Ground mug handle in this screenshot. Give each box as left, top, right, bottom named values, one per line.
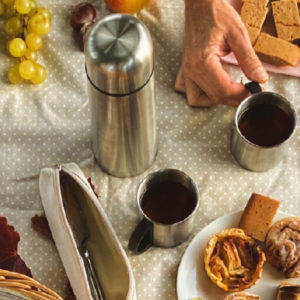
left=128, top=218, right=153, bottom=254
left=245, top=81, right=262, bottom=94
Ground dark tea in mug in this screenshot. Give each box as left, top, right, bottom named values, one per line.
left=129, top=169, right=200, bottom=252
left=238, top=103, right=295, bottom=147
left=231, top=83, right=297, bottom=172
left=140, top=180, right=197, bottom=225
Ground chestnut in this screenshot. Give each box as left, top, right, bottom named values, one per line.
left=79, top=21, right=94, bottom=51
left=71, top=2, right=96, bottom=31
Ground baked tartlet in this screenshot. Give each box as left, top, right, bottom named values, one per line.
left=265, top=217, right=300, bottom=278
left=204, top=228, right=265, bottom=292
left=224, top=292, right=260, bottom=300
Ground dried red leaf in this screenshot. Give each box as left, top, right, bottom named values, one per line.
left=0, top=255, right=32, bottom=277
left=31, top=214, right=53, bottom=241
left=65, top=282, right=76, bottom=300
left=0, top=217, right=19, bottom=263
left=0, top=216, right=32, bottom=277
left=88, top=177, right=99, bottom=198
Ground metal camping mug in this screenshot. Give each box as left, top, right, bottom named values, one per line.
left=128, top=169, right=200, bottom=254
left=231, top=82, right=297, bottom=172
left=85, top=14, right=157, bottom=177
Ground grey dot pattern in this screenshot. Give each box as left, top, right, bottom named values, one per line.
left=0, top=0, right=300, bottom=299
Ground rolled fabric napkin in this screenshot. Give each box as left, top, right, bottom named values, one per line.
left=224, top=292, right=260, bottom=299
left=265, top=217, right=300, bottom=278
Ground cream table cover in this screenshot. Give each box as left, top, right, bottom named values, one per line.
left=0, top=0, right=300, bottom=299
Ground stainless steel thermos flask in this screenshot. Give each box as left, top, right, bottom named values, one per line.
left=85, top=14, right=157, bottom=177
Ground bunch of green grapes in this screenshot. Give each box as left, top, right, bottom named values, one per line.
left=0, top=0, right=52, bottom=84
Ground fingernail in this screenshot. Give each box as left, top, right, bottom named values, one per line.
left=252, top=67, right=269, bottom=83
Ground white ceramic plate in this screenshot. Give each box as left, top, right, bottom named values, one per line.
left=177, top=211, right=300, bottom=300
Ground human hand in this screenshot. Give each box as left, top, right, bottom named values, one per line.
left=177, top=0, right=268, bottom=107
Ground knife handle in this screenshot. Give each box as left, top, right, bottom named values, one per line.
left=82, top=248, right=105, bottom=300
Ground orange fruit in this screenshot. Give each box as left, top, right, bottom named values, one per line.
left=104, top=0, right=149, bottom=14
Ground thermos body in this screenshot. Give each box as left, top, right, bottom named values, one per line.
left=88, top=75, right=157, bottom=177
left=85, top=14, right=157, bottom=177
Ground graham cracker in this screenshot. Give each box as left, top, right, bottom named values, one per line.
left=242, top=0, right=269, bottom=7
left=240, top=1, right=268, bottom=44
left=241, top=2, right=268, bottom=27
left=272, top=0, right=300, bottom=25
left=239, top=192, right=280, bottom=241
left=291, top=25, right=300, bottom=39
left=272, top=0, right=300, bottom=40
left=245, top=23, right=262, bottom=44
left=275, top=23, right=300, bottom=40
left=254, top=32, right=300, bottom=66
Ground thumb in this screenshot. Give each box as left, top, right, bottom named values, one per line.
left=228, top=25, right=268, bottom=83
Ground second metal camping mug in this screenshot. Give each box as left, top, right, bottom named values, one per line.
left=231, top=82, right=297, bottom=172
left=128, top=169, right=200, bottom=254
left=85, top=14, right=157, bottom=177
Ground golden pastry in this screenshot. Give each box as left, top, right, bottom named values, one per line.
left=204, top=228, right=265, bottom=292
left=265, top=217, right=300, bottom=278
left=276, top=282, right=300, bottom=299
left=224, top=292, right=260, bottom=300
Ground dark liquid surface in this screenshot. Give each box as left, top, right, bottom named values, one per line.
left=238, top=103, right=294, bottom=147
left=141, top=181, right=197, bottom=225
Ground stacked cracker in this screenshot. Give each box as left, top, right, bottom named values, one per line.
left=240, top=0, right=300, bottom=66
left=240, top=0, right=269, bottom=44
left=272, top=0, right=300, bottom=41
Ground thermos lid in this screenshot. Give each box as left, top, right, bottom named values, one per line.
left=85, top=14, right=153, bottom=95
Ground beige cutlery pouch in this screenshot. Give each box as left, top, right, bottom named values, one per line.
left=39, top=163, right=136, bottom=300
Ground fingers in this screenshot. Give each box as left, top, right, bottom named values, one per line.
left=179, top=55, right=250, bottom=107
left=174, top=67, right=186, bottom=93
left=192, top=55, right=250, bottom=104
left=228, top=24, right=268, bottom=83
left=185, top=76, right=244, bottom=107
left=175, top=65, right=213, bottom=107
left=184, top=77, right=215, bottom=107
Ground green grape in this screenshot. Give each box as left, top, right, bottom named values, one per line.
left=24, top=48, right=37, bottom=61
left=29, top=6, right=51, bottom=22
left=36, top=7, right=51, bottom=22
left=0, top=2, right=5, bottom=16
left=5, top=16, right=22, bottom=36
left=30, top=63, right=46, bottom=84
left=25, top=32, right=42, bottom=51
left=28, top=13, right=51, bottom=35
left=8, top=64, right=24, bottom=84
left=15, top=0, right=31, bottom=14
left=4, top=5, right=16, bottom=18
left=2, top=0, right=14, bottom=6
left=29, top=0, right=36, bottom=11
left=19, top=59, right=35, bottom=79
left=8, top=38, right=27, bottom=57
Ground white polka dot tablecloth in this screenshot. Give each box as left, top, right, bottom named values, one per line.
left=1, top=0, right=300, bottom=299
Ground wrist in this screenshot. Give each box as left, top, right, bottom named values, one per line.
left=184, top=0, right=211, bottom=11
left=184, top=0, right=198, bottom=6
